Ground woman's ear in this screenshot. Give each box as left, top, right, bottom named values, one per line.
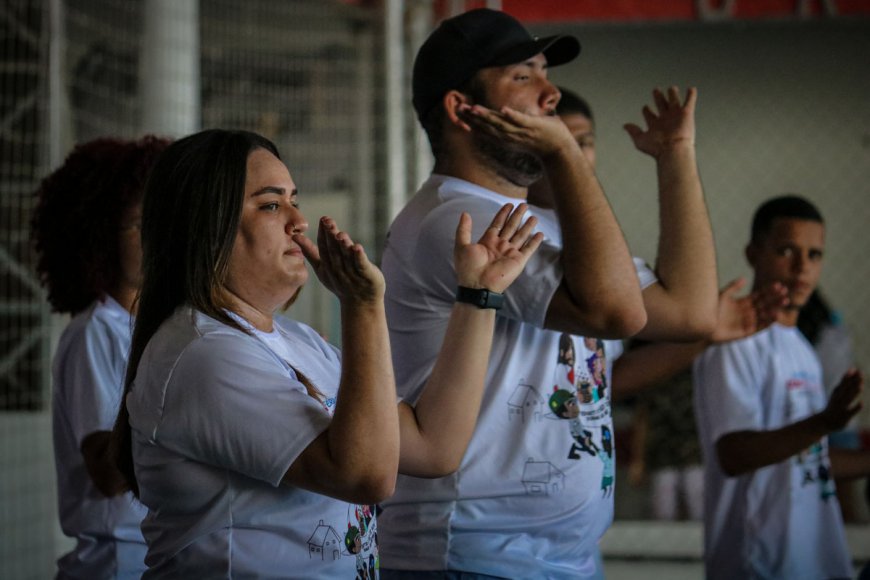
left=444, top=90, right=472, bottom=132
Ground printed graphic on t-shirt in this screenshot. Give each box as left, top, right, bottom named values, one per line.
left=786, top=372, right=836, bottom=500
left=306, top=504, right=379, bottom=579
left=521, top=458, right=567, bottom=495
left=545, top=334, right=614, bottom=494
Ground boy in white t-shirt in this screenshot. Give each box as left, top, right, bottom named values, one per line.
left=693, top=195, right=869, bottom=579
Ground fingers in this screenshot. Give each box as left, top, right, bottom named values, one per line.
left=521, top=231, right=545, bottom=256
left=454, top=212, right=473, bottom=253
left=683, top=86, right=698, bottom=111
left=293, top=232, right=320, bottom=266
left=832, top=369, right=864, bottom=412
left=719, top=277, right=747, bottom=299
left=652, top=86, right=694, bottom=111
left=476, top=203, right=520, bottom=243
left=652, top=89, right=669, bottom=112
left=500, top=203, right=527, bottom=240
left=623, top=123, right=643, bottom=142
left=316, top=217, right=335, bottom=273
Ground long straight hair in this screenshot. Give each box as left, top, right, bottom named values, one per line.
left=112, top=129, right=280, bottom=496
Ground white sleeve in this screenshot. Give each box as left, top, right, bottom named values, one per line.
left=633, top=257, right=657, bottom=290
left=57, top=317, right=128, bottom=446
left=153, top=333, right=333, bottom=486
left=693, top=338, right=768, bottom=444
left=416, top=198, right=563, bottom=328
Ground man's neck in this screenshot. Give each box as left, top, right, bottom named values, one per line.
left=433, top=158, right=528, bottom=200
left=776, top=308, right=800, bottom=327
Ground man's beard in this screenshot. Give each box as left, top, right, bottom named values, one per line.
left=474, top=131, right=544, bottom=188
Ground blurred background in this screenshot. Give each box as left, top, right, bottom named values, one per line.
left=1, top=0, right=868, bottom=577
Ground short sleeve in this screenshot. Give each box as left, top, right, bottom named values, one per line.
left=153, top=333, right=333, bottom=486
left=415, top=198, right=562, bottom=328
left=633, top=257, right=657, bottom=290
left=56, top=316, right=129, bottom=446
left=693, top=339, right=768, bottom=443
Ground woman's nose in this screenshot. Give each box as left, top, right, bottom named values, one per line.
left=287, top=207, right=308, bottom=235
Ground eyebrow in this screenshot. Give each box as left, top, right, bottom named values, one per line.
left=251, top=186, right=297, bottom=197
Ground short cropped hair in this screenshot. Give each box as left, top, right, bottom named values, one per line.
left=556, top=87, right=593, bottom=121
left=750, top=194, right=823, bottom=244
left=31, top=136, right=171, bottom=314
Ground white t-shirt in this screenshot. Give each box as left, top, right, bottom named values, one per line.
left=692, top=323, right=851, bottom=580
left=126, top=307, right=379, bottom=579
left=379, top=175, right=651, bottom=579
left=52, top=296, right=147, bottom=579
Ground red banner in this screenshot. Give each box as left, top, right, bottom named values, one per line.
left=439, top=0, right=870, bottom=22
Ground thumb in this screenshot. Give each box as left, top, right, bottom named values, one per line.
left=294, top=233, right=320, bottom=267
left=719, top=277, right=746, bottom=298
left=623, top=123, right=642, bottom=142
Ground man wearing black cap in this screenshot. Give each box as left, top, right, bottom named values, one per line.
left=378, top=8, right=712, bottom=579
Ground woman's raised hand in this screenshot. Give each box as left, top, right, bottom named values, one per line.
left=294, top=217, right=385, bottom=303
left=454, top=204, right=544, bottom=294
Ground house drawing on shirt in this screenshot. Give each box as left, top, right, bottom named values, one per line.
left=522, top=458, right=566, bottom=495
left=508, top=381, right=543, bottom=423
left=308, top=520, right=342, bottom=561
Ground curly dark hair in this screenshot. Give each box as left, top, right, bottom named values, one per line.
left=31, top=135, right=171, bottom=314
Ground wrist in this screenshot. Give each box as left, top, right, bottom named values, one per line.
left=456, top=286, right=504, bottom=310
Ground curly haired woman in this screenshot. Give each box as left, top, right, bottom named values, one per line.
left=31, top=135, right=170, bottom=580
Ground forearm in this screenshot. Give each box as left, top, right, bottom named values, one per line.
left=716, top=413, right=831, bottom=476
left=611, top=340, right=707, bottom=401
left=830, top=447, right=870, bottom=480
left=398, top=303, right=496, bottom=477
left=81, top=430, right=131, bottom=497
left=328, top=301, right=399, bottom=489
left=644, top=144, right=717, bottom=339
left=547, top=148, right=646, bottom=337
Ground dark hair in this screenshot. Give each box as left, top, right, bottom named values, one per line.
left=797, top=289, right=835, bottom=345
left=30, top=136, right=171, bottom=314
left=421, top=74, right=488, bottom=161
left=750, top=194, right=823, bottom=244
left=557, top=333, right=574, bottom=365
left=556, top=87, right=593, bottom=121
left=113, top=129, right=280, bottom=495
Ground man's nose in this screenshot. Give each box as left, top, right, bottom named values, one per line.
left=542, top=80, right=561, bottom=114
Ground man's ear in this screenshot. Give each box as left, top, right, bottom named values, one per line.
left=745, top=242, right=758, bottom=268
left=444, top=90, right=472, bottom=132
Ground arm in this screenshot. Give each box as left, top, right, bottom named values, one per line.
left=625, top=87, right=718, bottom=341
left=81, top=430, right=130, bottom=496
left=612, top=278, right=787, bottom=401
left=284, top=218, right=400, bottom=504
left=398, top=204, right=543, bottom=477
left=465, top=105, right=646, bottom=338
left=717, top=369, right=864, bottom=477
left=830, top=448, right=870, bottom=481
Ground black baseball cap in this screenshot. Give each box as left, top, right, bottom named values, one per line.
left=412, top=8, right=581, bottom=122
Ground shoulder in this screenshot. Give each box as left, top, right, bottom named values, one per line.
left=274, top=314, right=341, bottom=362
left=57, top=299, right=131, bottom=358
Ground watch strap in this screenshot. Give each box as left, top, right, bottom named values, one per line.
left=455, top=286, right=504, bottom=310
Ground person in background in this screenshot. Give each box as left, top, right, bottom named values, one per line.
left=111, top=128, right=542, bottom=578
left=693, top=195, right=870, bottom=580
left=31, top=135, right=171, bottom=579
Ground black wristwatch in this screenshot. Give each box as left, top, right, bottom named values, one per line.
left=456, top=286, right=504, bottom=310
